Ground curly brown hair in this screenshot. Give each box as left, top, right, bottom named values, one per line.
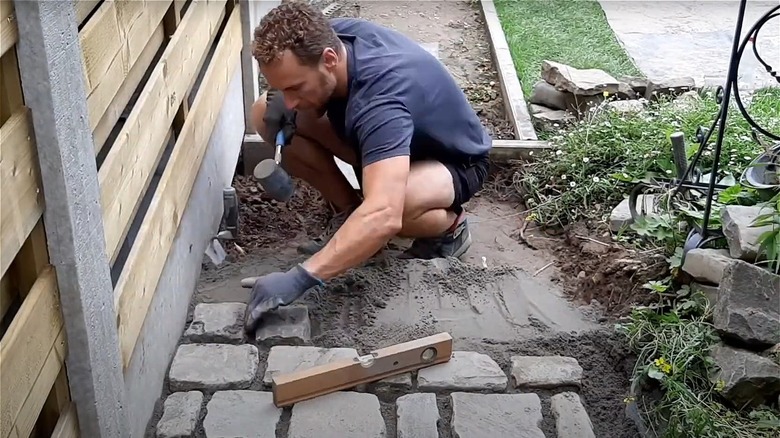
left=252, top=1, right=342, bottom=67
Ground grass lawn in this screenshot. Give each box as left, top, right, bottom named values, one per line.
left=494, top=0, right=641, bottom=97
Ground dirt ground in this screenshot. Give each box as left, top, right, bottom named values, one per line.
left=193, top=1, right=646, bottom=436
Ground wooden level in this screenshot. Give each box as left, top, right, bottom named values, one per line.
left=272, top=332, right=453, bottom=407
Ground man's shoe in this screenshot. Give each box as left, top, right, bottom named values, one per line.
left=297, top=206, right=356, bottom=255
left=399, top=216, right=473, bottom=260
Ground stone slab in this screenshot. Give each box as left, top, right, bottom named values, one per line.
left=450, top=392, right=544, bottom=438
left=156, top=391, right=203, bottom=438
left=184, top=302, right=246, bottom=343
left=202, top=391, right=281, bottom=438
left=550, top=392, right=596, bottom=438
left=417, top=351, right=507, bottom=391
left=714, top=260, right=780, bottom=349
left=682, top=248, right=733, bottom=285
left=168, top=344, right=258, bottom=391
left=510, top=356, right=583, bottom=388
left=289, top=392, right=386, bottom=438
left=263, top=346, right=359, bottom=385
left=255, top=305, right=311, bottom=346
left=609, top=195, right=657, bottom=232
left=396, top=393, right=440, bottom=438
left=722, top=205, right=774, bottom=261
left=710, top=344, right=780, bottom=408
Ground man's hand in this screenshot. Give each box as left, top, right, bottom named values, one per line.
left=263, top=89, right=296, bottom=144
left=242, top=264, right=322, bottom=334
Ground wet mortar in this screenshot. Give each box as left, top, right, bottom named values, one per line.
left=147, top=1, right=640, bottom=437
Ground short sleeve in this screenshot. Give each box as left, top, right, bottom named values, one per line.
left=351, top=74, right=414, bottom=167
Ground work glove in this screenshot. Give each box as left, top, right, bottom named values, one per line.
left=263, top=88, right=296, bottom=145
left=242, top=264, right=322, bottom=334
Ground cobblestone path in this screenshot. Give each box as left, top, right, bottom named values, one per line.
left=151, top=302, right=599, bottom=438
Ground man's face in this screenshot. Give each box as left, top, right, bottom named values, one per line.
left=261, top=49, right=338, bottom=116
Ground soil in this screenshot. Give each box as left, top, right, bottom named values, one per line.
left=189, top=1, right=644, bottom=437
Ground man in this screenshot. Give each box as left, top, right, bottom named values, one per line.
left=243, top=1, right=492, bottom=333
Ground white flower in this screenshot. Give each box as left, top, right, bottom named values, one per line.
left=593, top=176, right=601, bottom=183
left=665, top=169, right=673, bottom=174
left=569, top=181, right=576, bottom=187
left=556, top=150, right=563, bottom=156
left=582, top=157, right=590, bottom=163
left=561, top=174, right=568, bottom=180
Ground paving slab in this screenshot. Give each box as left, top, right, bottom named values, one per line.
left=450, top=392, right=544, bottom=438
left=263, top=345, right=359, bottom=385
left=202, top=391, right=281, bottom=438
left=599, top=1, right=780, bottom=91
left=510, top=355, right=583, bottom=389
left=288, top=391, right=386, bottom=438
left=155, top=391, right=203, bottom=438
left=396, top=393, right=440, bottom=438
left=255, top=305, right=311, bottom=346
left=418, top=351, right=507, bottom=391
left=168, top=344, right=258, bottom=391
left=550, top=392, right=596, bottom=438
left=184, top=302, right=246, bottom=343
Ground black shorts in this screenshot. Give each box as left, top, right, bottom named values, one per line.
left=351, top=153, right=489, bottom=215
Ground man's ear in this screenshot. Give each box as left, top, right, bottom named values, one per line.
left=322, top=47, right=339, bottom=70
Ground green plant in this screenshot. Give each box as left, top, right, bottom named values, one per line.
left=617, top=297, right=780, bottom=437
left=751, top=192, right=780, bottom=274
left=511, top=87, right=780, bottom=229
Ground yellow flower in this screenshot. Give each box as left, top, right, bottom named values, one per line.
left=715, top=379, right=726, bottom=392
left=654, top=357, right=673, bottom=374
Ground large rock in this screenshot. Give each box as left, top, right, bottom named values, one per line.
left=644, top=77, right=696, bottom=100
left=714, top=260, right=780, bottom=349
left=682, top=248, right=733, bottom=285
left=396, top=393, right=440, bottom=438
left=710, top=344, right=780, bottom=408
left=510, top=356, right=583, bottom=388
left=156, top=391, right=203, bottom=438
left=541, top=60, right=625, bottom=96
left=288, top=392, right=386, bottom=438
left=609, top=195, right=657, bottom=232
left=529, top=80, right=568, bottom=110
left=721, top=205, right=774, bottom=261
left=450, top=392, right=544, bottom=438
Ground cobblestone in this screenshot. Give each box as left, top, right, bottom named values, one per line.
left=451, top=392, right=544, bottom=438
left=168, top=344, right=258, bottom=391
left=202, top=391, right=281, bottom=438
left=255, top=305, right=311, bottom=346
left=417, top=351, right=507, bottom=391
left=396, top=393, right=440, bottom=438
left=263, top=345, right=358, bottom=385
left=550, top=392, right=596, bottom=438
left=510, top=355, right=583, bottom=389
left=183, top=302, right=246, bottom=343
left=289, top=391, right=386, bottom=438
left=155, top=391, right=202, bottom=438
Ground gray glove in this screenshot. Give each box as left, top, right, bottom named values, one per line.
left=243, top=264, right=322, bottom=334
left=263, top=88, right=296, bottom=145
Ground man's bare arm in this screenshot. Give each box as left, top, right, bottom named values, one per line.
left=301, top=155, right=410, bottom=280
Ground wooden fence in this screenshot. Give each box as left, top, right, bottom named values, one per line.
left=0, top=0, right=244, bottom=436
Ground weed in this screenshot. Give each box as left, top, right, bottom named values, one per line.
left=617, top=297, right=780, bottom=437
left=751, top=192, right=780, bottom=274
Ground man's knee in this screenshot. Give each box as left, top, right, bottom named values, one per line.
left=250, top=91, right=272, bottom=142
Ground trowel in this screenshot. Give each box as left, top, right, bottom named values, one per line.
left=254, top=130, right=294, bottom=202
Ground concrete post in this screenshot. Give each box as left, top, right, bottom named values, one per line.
left=13, top=1, right=130, bottom=437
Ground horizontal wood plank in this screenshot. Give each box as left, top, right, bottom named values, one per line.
left=81, top=0, right=171, bottom=132
left=74, top=0, right=101, bottom=26
left=92, top=20, right=165, bottom=152
left=0, top=267, right=62, bottom=438
left=12, top=325, right=66, bottom=438
left=51, top=403, right=79, bottom=438
left=98, top=0, right=228, bottom=263
left=0, top=109, right=44, bottom=279
left=0, top=1, right=17, bottom=58
left=115, top=5, right=242, bottom=368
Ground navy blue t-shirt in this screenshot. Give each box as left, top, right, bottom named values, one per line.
left=325, top=18, right=492, bottom=169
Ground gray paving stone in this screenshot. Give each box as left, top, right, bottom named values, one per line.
left=255, top=305, right=311, bottom=346
left=289, top=391, right=386, bottom=438
left=202, top=391, right=281, bottom=438
left=451, top=392, right=544, bottom=438
left=396, top=393, right=439, bottom=438
left=184, top=302, right=246, bottom=343
left=169, top=344, right=258, bottom=391
left=510, top=355, right=583, bottom=389
left=417, top=351, right=507, bottom=391
left=550, top=392, right=596, bottom=438
left=263, top=345, right=358, bottom=385
left=377, top=372, right=413, bottom=389
left=156, top=391, right=203, bottom=438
